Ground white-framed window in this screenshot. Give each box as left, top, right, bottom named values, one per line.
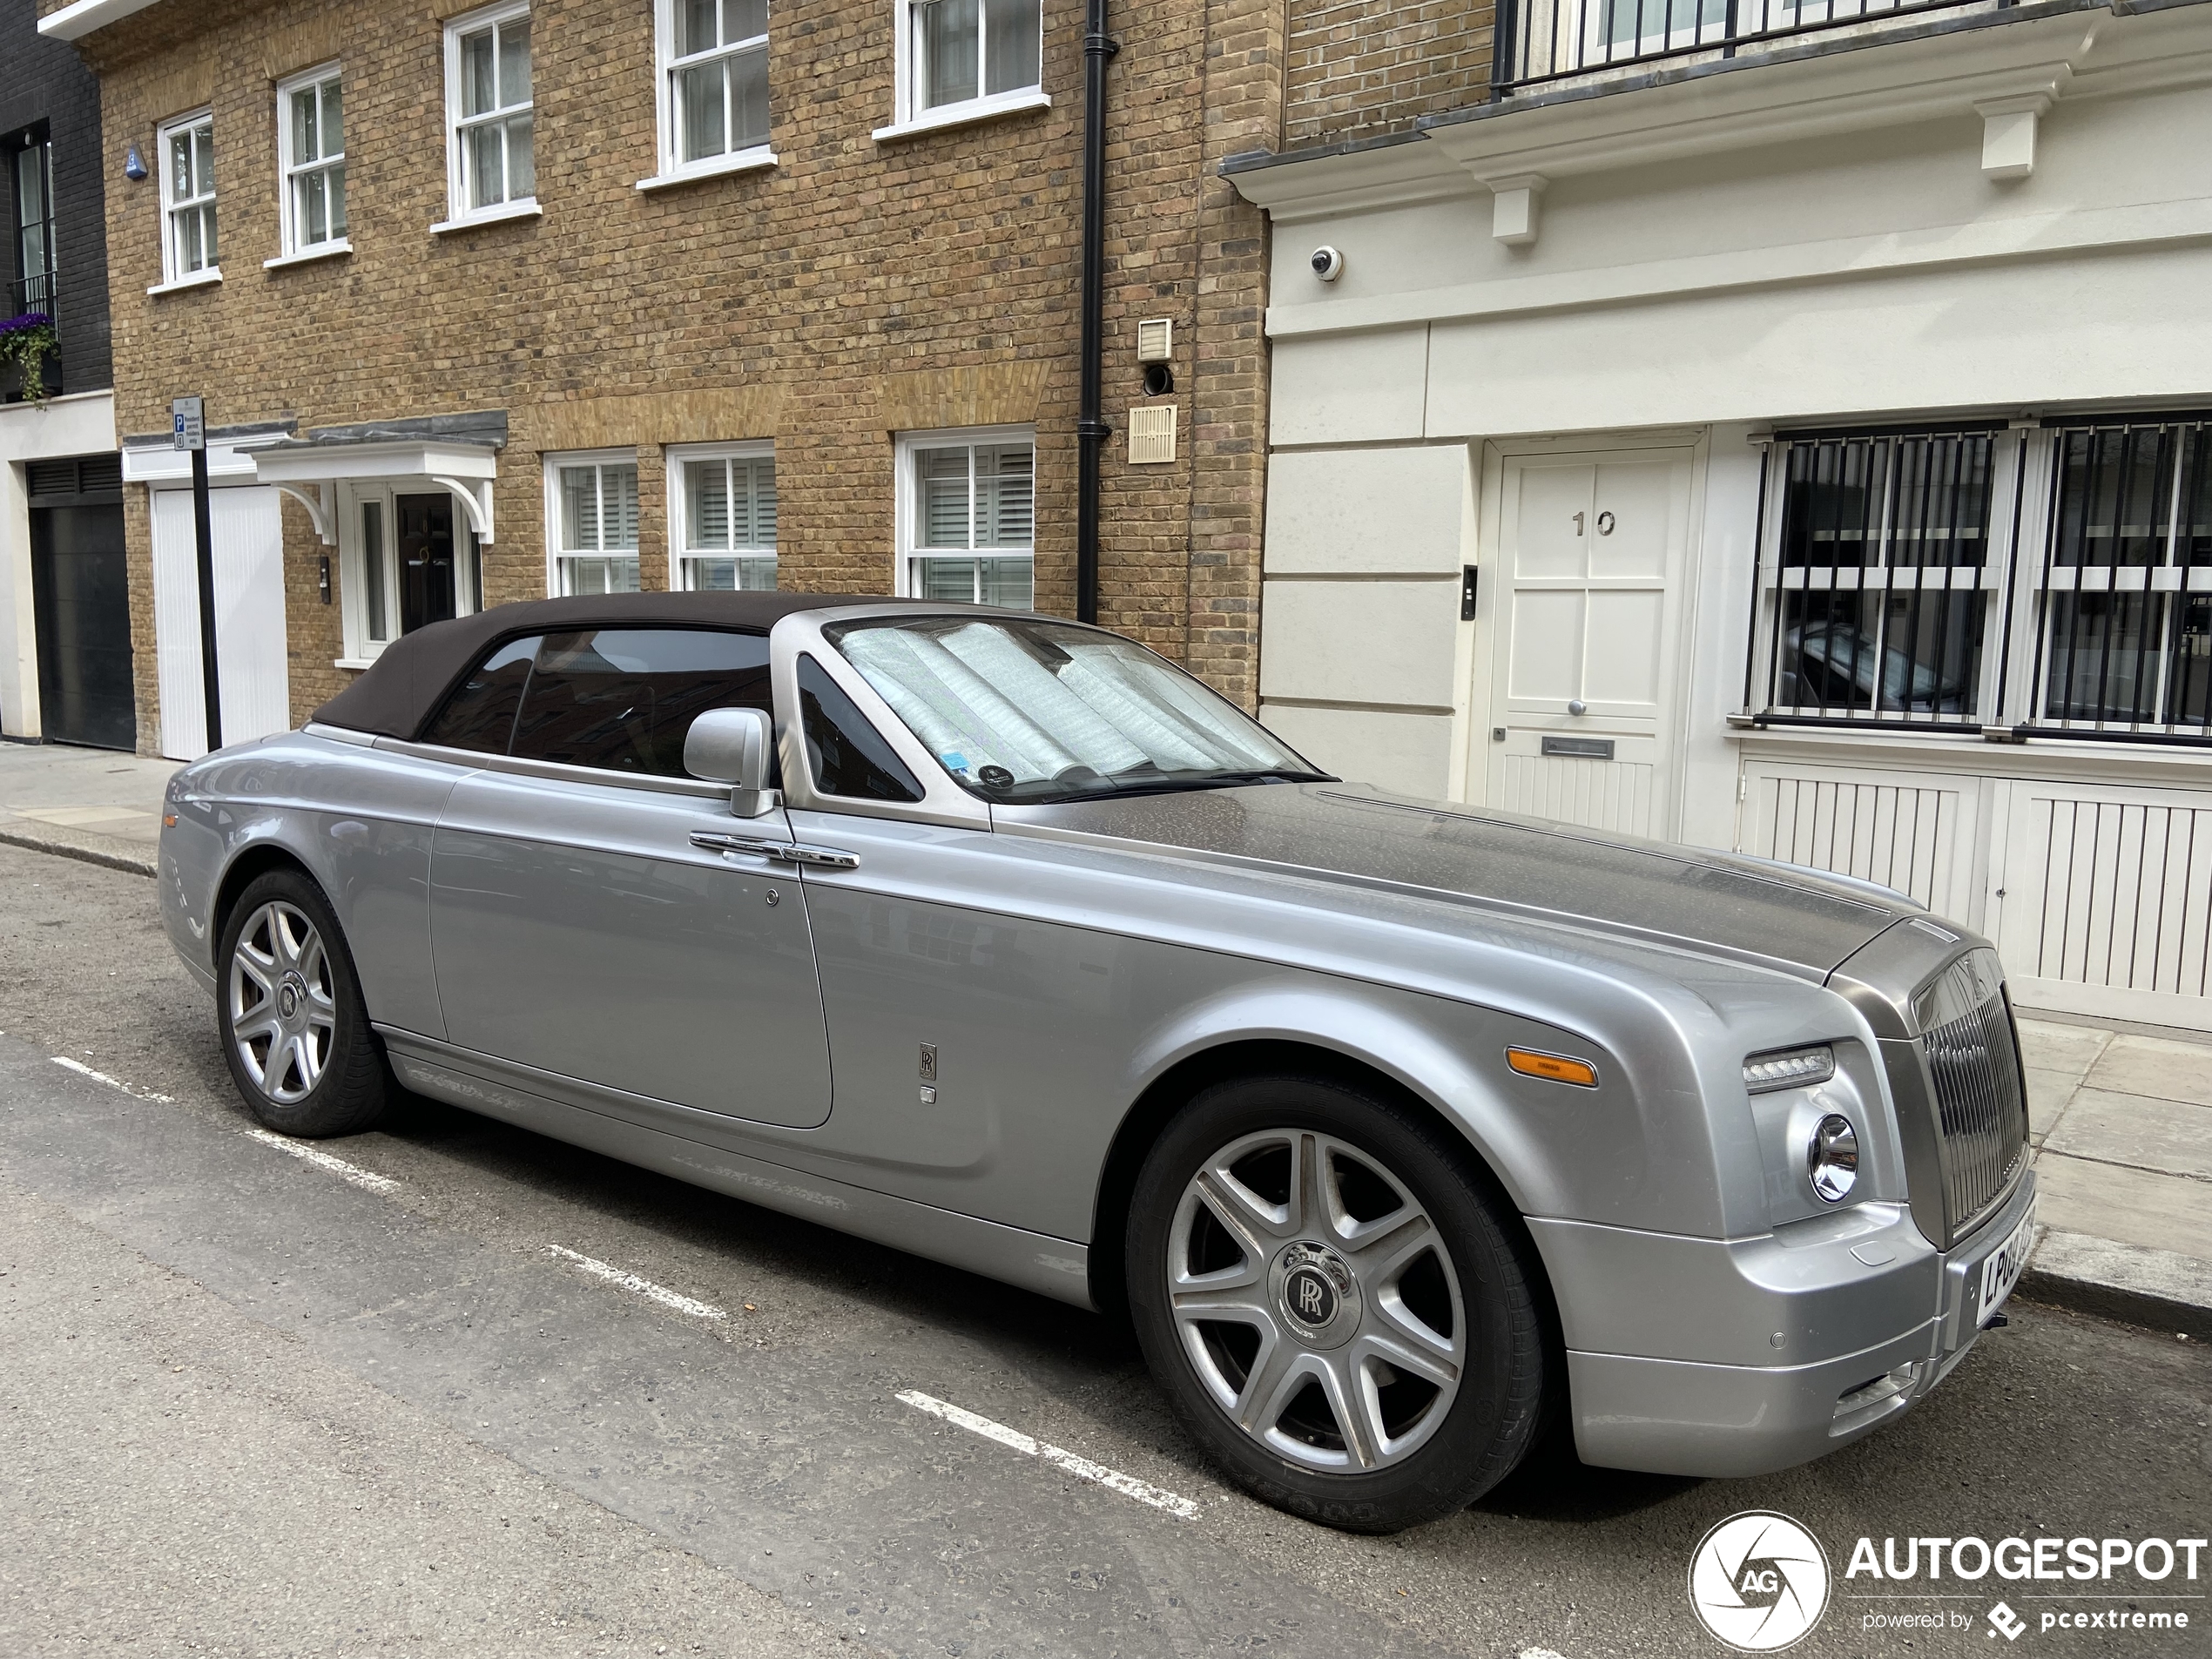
left=671, top=442, right=777, bottom=590
left=443, top=1, right=535, bottom=224
left=654, top=0, right=772, bottom=179
left=275, top=64, right=347, bottom=259
left=883, top=0, right=1045, bottom=137
left=1744, top=409, right=2212, bottom=744
left=338, top=485, right=483, bottom=664
left=157, top=110, right=218, bottom=285
left=547, top=452, right=642, bottom=596
left=896, top=426, right=1035, bottom=608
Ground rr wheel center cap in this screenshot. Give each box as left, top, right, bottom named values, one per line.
left=1272, top=1240, right=1360, bottom=1350
left=277, top=974, right=306, bottom=1025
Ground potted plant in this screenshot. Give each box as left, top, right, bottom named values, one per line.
left=0, top=312, right=60, bottom=404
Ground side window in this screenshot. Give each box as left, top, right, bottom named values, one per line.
left=509, top=628, right=772, bottom=777
left=421, top=635, right=538, bottom=752
left=799, top=654, right=922, bottom=802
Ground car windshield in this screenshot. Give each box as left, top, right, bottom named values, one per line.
left=824, top=616, right=1331, bottom=804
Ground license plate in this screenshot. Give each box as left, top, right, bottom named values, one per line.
left=1978, top=1198, right=2036, bottom=1325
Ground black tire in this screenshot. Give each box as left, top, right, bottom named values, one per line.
left=215, top=868, right=393, bottom=1138
left=1126, top=1073, right=1545, bottom=1533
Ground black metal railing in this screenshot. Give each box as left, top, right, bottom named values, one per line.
left=8, top=268, right=57, bottom=319
left=1493, top=0, right=1998, bottom=96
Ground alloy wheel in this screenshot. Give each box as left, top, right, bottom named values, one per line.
left=1168, top=1129, right=1467, bottom=1474
left=227, top=900, right=338, bottom=1106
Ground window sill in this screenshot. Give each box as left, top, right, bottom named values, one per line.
left=264, top=241, right=353, bottom=271
left=334, top=657, right=381, bottom=672
left=637, top=148, right=778, bottom=192
left=429, top=199, right=543, bottom=236
left=146, top=267, right=222, bottom=297
left=872, top=89, right=1051, bottom=145
left=1725, top=720, right=2212, bottom=776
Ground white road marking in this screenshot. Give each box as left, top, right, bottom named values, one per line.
left=241, top=1126, right=401, bottom=1194
left=51, top=1055, right=173, bottom=1103
left=546, top=1244, right=728, bottom=1320
left=896, top=1389, right=1200, bottom=1521
left=1520, top=1649, right=1573, bottom=1659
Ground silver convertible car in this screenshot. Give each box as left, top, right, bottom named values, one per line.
left=158, top=593, right=2036, bottom=1532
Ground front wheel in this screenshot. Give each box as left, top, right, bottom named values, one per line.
left=1126, top=1075, right=1545, bottom=1533
left=216, top=869, right=393, bottom=1138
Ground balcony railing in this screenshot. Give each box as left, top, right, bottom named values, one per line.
left=1493, top=0, right=2003, bottom=97
left=9, top=268, right=58, bottom=318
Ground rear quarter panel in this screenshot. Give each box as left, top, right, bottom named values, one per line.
left=164, top=734, right=462, bottom=1039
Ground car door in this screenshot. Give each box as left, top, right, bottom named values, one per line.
left=427, top=627, right=833, bottom=1130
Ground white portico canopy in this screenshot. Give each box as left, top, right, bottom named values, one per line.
left=250, top=412, right=507, bottom=547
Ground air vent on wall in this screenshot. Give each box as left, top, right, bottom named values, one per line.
left=1127, top=405, right=1177, bottom=465
left=24, top=460, right=78, bottom=498
left=24, top=454, right=125, bottom=504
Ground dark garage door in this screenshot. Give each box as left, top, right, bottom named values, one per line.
left=27, top=455, right=134, bottom=752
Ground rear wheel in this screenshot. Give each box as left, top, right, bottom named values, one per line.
left=217, top=869, right=392, bottom=1137
left=1127, top=1074, right=1544, bottom=1532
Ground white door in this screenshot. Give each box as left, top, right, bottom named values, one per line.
left=152, top=485, right=291, bottom=760
left=1481, top=449, right=1693, bottom=837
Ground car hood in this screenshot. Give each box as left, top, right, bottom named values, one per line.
left=997, top=785, right=1917, bottom=980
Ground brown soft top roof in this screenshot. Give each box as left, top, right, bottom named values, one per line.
left=311, top=590, right=880, bottom=741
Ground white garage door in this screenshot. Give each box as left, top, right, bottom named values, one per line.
left=152, top=485, right=290, bottom=761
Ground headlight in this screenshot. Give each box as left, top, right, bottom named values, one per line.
left=1807, top=1113, right=1859, bottom=1203
left=1743, top=1043, right=1835, bottom=1093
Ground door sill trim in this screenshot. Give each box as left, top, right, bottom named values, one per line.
left=374, top=1027, right=1093, bottom=1308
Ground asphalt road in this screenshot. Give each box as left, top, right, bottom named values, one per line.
left=1, top=839, right=2206, bottom=1659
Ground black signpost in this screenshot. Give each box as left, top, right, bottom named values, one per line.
left=172, top=396, right=222, bottom=751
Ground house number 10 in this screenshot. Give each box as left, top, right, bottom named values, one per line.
left=1572, top=511, right=1620, bottom=536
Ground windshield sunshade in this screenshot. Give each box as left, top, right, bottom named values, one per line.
left=824, top=616, right=1329, bottom=803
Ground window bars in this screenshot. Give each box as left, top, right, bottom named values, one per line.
left=1747, top=414, right=2212, bottom=745
left=1492, top=0, right=1993, bottom=97
left=2026, top=416, right=2212, bottom=741
left=1756, top=428, right=2001, bottom=729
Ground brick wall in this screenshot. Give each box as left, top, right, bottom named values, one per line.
left=4, top=0, right=113, bottom=394
left=71, top=0, right=1285, bottom=756
left=1285, top=0, right=1492, bottom=151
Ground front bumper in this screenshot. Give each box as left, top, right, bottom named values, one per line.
left=1539, top=1170, right=2037, bottom=1479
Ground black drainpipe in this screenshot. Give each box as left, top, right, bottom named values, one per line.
left=1076, top=0, right=1118, bottom=624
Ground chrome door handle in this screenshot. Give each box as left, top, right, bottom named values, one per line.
left=689, top=831, right=860, bottom=870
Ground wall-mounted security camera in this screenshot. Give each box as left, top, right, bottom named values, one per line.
left=1310, top=246, right=1344, bottom=282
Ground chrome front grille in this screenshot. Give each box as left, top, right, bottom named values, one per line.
left=1916, top=950, right=2030, bottom=1238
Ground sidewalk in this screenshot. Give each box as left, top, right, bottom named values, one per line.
left=2015, top=1016, right=2212, bottom=1336
left=0, top=737, right=2203, bottom=1332
left=0, top=738, right=174, bottom=875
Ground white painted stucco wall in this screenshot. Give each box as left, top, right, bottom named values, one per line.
left=1239, top=2, right=2212, bottom=822
left=0, top=390, right=118, bottom=739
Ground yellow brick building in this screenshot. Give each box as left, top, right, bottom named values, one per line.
left=41, top=0, right=1372, bottom=759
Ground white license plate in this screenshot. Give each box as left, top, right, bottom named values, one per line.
left=1978, top=1198, right=2036, bottom=1325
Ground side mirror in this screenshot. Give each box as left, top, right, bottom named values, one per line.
left=685, top=706, right=779, bottom=819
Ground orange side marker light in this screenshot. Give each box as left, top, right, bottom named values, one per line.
left=1505, top=1048, right=1599, bottom=1089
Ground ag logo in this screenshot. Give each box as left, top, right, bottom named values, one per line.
left=1687, top=1511, right=1831, bottom=1651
